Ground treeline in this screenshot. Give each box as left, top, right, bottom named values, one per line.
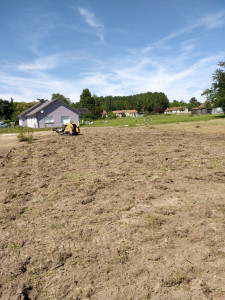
left=97, top=91, right=169, bottom=113
left=0, top=90, right=202, bottom=123
left=0, top=99, right=38, bottom=123
left=73, top=89, right=170, bottom=119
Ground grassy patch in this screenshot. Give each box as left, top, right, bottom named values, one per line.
left=0, top=126, right=54, bottom=135
left=81, top=114, right=224, bottom=128
left=145, top=214, right=165, bottom=230
left=17, top=128, right=35, bottom=143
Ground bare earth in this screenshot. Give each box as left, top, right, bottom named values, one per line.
left=0, top=135, right=18, bottom=164
left=0, top=123, right=225, bottom=300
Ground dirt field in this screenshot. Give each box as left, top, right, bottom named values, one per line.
left=0, top=123, right=225, bottom=300
left=0, top=134, right=18, bottom=165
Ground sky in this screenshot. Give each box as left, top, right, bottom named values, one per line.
left=0, top=0, right=225, bottom=103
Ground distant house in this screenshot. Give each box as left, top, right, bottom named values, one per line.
left=112, top=110, right=138, bottom=117
left=191, top=103, right=212, bottom=115
left=164, top=106, right=188, bottom=114
left=18, top=98, right=80, bottom=128
left=101, top=110, right=108, bottom=117
left=212, top=107, right=224, bottom=114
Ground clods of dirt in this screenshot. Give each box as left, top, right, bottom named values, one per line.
left=0, top=126, right=225, bottom=299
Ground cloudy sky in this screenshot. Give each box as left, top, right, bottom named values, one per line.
left=0, top=0, right=225, bottom=103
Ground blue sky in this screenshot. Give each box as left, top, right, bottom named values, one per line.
left=0, top=0, right=225, bottom=103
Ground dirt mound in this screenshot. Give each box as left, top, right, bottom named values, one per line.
left=0, top=127, right=225, bottom=299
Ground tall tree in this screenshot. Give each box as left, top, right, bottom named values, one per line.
left=188, top=97, right=201, bottom=109
left=79, top=89, right=95, bottom=113
left=51, top=93, right=71, bottom=105
left=92, top=94, right=102, bottom=119
left=201, top=60, right=225, bottom=112
left=0, top=98, right=14, bottom=120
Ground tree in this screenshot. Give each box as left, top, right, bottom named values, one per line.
left=51, top=93, right=71, bottom=105
left=188, top=97, right=201, bottom=109
left=92, top=94, right=102, bottom=120
left=202, top=60, right=225, bottom=112
left=11, top=101, right=38, bottom=123
left=0, top=98, right=14, bottom=120
left=37, top=98, right=48, bottom=103
left=108, top=111, right=117, bottom=119
left=79, top=89, right=95, bottom=113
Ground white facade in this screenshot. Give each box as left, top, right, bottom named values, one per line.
left=212, top=107, right=224, bottom=114
left=27, top=117, right=38, bottom=128
left=164, top=107, right=189, bottom=114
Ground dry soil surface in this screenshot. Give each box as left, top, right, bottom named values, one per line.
left=0, top=125, right=225, bottom=300
left=0, top=135, right=18, bottom=165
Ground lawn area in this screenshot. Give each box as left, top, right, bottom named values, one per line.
left=0, top=126, right=53, bottom=135
left=82, top=113, right=224, bottom=127
left=0, top=114, right=224, bottom=134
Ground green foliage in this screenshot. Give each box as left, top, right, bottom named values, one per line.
left=51, top=93, right=71, bottom=105
left=17, top=128, right=34, bottom=143
left=11, top=101, right=38, bottom=123
left=188, top=97, right=201, bottom=109
left=37, top=98, right=48, bottom=103
left=202, top=60, right=225, bottom=112
left=92, top=94, right=102, bottom=119
left=81, top=113, right=221, bottom=127
left=204, top=100, right=212, bottom=108
left=107, top=111, right=117, bottom=119
left=0, top=98, right=14, bottom=120
left=98, top=91, right=169, bottom=114
left=169, top=99, right=187, bottom=108
left=77, top=89, right=102, bottom=120
left=78, top=89, right=95, bottom=113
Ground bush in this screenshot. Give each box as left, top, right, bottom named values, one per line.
left=17, top=128, right=34, bottom=143
left=108, top=111, right=117, bottom=119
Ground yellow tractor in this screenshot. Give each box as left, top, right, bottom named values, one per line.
left=55, top=122, right=80, bottom=135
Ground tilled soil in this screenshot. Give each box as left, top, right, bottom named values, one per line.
left=0, top=126, right=225, bottom=300
left=0, top=135, right=18, bottom=165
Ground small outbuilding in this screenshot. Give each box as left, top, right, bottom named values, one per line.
left=191, top=103, right=212, bottom=115
left=76, top=108, right=92, bottom=118
left=18, top=98, right=80, bottom=128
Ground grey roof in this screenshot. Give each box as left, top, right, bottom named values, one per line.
left=19, top=98, right=79, bottom=117
left=76, top=108, right=92, bottom=114
left=17, top=102, right=43, bottom=117
left=26, top=101, right=52, bottom=117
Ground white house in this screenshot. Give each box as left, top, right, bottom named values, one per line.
left=112, top=110, right=138, bottom=117
left=18, top=99, right=80, bottom=128
left=164, top=106, right=189, bottom=114
left=212, top=107, right=224, bottom=114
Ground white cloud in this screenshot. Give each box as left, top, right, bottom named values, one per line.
left=77, top=7, right=104, bottom=41
left=152, top=10, right=225, bottom=50
left=1, top=9, right=224, bottom=103
left=18, top=55, right=61, bottom=72
left=198, top=11, right=225, bottom=29
left=0, top=49, right=222, bottom=103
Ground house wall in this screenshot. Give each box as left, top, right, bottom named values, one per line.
left=37, top=100, right=79, bottom=128
left=191, top=108, right=212, bottom=115
left=19, top=115, right=28, bottom=127
left=18, top=102, right=44, bottom=127
left=164, top=108, right=188, bottom=114
left=212, top=107, right=224, bottom=114
left=27, top=117, right=38, bottom=128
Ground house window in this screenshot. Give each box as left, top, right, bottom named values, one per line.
left=61, top=116, right=70, bottom=125
left=44, top=116, right=54, bottom=123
